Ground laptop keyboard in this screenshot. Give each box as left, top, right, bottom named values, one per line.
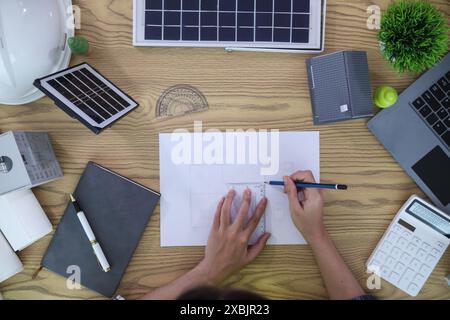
left=411, top=70, right=450, bottom=149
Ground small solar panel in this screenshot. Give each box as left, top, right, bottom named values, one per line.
left=134, top=0, right=325, bottom=51
left=34, top=63, right=139, bottom=134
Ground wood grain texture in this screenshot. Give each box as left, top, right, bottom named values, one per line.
left=1, top=0, right=449, bottom=300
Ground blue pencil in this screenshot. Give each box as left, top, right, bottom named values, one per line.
left=266, top=181, right=348, bottom=190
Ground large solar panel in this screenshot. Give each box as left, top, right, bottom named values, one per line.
left=34, top=63, right=139, bottom=134
left=133, top=0, right=325, bottom=51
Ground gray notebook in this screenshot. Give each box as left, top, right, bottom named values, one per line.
left=306, top=51, right=374, bottom=125
left=42, top=162, right=160, bottom=297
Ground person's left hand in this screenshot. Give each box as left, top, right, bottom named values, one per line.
left=197, top=189, right=271, bottom=284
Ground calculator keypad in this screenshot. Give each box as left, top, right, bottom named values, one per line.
left=367, top=221, right=447, bottom=296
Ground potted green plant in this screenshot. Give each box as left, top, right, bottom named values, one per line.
left=378, top=0, right=448, bottom=73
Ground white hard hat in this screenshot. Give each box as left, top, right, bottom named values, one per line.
left=0, top=0, right=73, bottom=105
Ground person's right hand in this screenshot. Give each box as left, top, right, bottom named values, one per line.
left=283, top=170, right=326, bottom=243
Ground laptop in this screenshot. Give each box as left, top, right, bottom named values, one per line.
left=368, top=52, right=450, bottom=214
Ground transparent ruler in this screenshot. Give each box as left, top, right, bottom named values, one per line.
left=227, top=183, right=266, bottom=245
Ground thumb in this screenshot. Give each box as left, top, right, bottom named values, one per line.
left=246, top=233, right=271, bottom=263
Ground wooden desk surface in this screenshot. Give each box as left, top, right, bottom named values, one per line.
left=1, top=0, right=449, bottom=300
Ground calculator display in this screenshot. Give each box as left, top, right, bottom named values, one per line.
left=406, top=200, right=450, bottom=238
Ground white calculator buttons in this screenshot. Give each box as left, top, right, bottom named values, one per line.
left=416, top=249, right=427, bottom=260
left=368, top=260, right=382, bottom=271
left=399, top=278, right=409, bottom=290
left=368, top=263, right=380, bottom=272
left=397, top=237, right=408, bottom=248
left=401, top=230, right=412, bottom=239
left=421, top=242, right=431, bottom=251
left=425, top=254, right=436, bottom=264
left=388, top=271, right=400, bottom=284
left=430, top=248, right=440, bottom=256
left=402, top=268, right=415, bottom=282
left=419, top=264, right=431, bottom=276
left=380, top=265, right=390, bottom=277
left=393, top=225, right=402, bottom=233
left=394, top=262, right=405, bottom=274
left=399, top=269, right=417, bottom=292
left=375, top=250, right=387, bottom=262
left=385, top=256, right=396, bottom=268
left=387, top=232, right=399, bottom=243
left=435, top=241, right=445, bottom=251
left=413, top=274, right=425, bottom=285
left=399, top=252, right=411, bottom=264
left=412, top=236, right=422, bottom=246
left=406, top=243, right=417, bottom=255
left=407, top=283, right=420, bottom=296
left=410, top=258, right=421, bottom=269
left=382, top=241, right=393, bottom=252
left=391, top=247, right=402, bottom=258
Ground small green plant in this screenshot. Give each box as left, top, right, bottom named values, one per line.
left=378, top=0, right=448, bottom=73
left=67, top=36, right=90, bottom=56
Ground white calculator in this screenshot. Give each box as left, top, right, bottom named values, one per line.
left=367, top=195, right=450, bottom=296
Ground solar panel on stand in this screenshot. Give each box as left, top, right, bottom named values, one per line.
left=34, top=63, right=139, bottom=134
left=134, top=0, right=325, bottom=51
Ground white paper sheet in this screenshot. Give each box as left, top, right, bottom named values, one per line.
left=160, top=131, right=320, bottom=246
left=0, top=189, right=53, bottom=251
left=0, top=231, right=23, bottom=283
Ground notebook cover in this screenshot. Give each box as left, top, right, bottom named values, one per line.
left=344, top=51, right=374, bottom=118
left=306, top=51, right=373, bottom=124
left=306, top=51, right=352, bottom=125
left=41, top=161, right=160, bottom=297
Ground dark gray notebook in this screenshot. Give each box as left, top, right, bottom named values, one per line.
left=306, top=51, right=374, bottom=125
left=42, top=162, right=160, bottom=297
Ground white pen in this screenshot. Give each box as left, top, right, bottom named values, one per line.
left=70, top=194, right=111, bottom=272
